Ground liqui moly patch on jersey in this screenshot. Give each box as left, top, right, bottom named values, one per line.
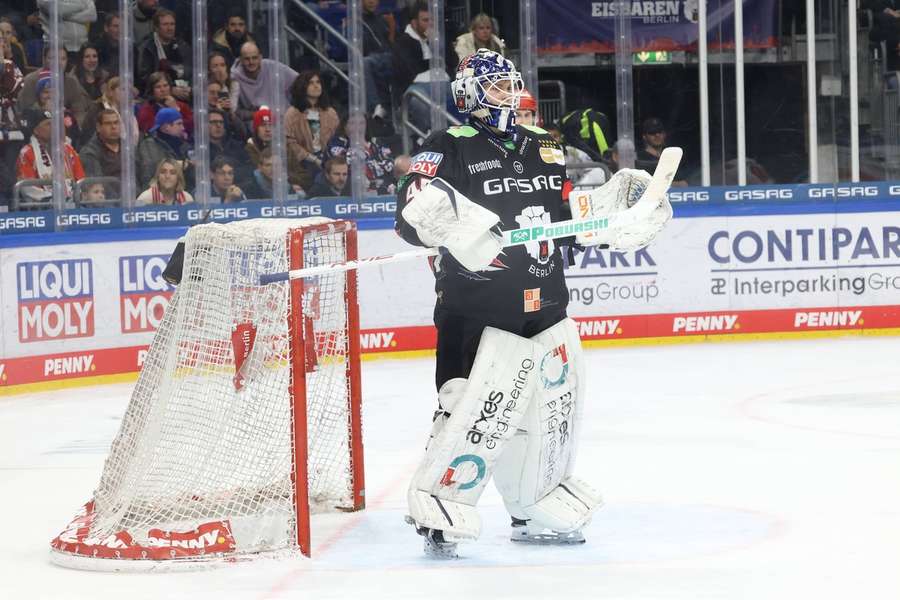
left=119, top=255, right=175, bottom=333
left=17, top=259, right=95, bottom=342
left=408, top=151, right=444, bottom=177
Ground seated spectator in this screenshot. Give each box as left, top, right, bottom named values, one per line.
left=307, top=156, right=349, bottom=198
left=136, top=106, right=192, bottom=189
left=16, top=47, right=91, bottom=126
left=80, top=75, right=139, bottom=146
left=15, top=108, right=85, bottom=204
left=136, top=71, right=193, bottom=135
left=208, top=50, right=240, bottom=118
left=80, top=180, right=106, bottom=203
left=285, top=70, right=338, bottom=176
left=0, top=48, right=25, bottom=207
left=0, top=18, right=29, bottom=73
left=392, top=2, right=453, bottom=134
left=207, top=155, right=246, bottom=203
left=135, top=9, right=191, bottom=100
left=240, top=146, right=274, bottom=200
left=362, top=0, right=393, bottom=120
left=323, top=113, right=396, bottom=194
left=132, top=0, right=158, bottom=46
left=79, top=108, right=121, bottom=179
left=245, top=106, right=307, bottom=193
left=32, top=76, right=81, bottom=144
left=453, top=13, right=505, bottom=62
left=210, top=8, right=257, bottom=65
left=72, top=42, right=108, bottom=101
left=37, top=0, right=96, bottom=60
left=135, top=156, right=194, bottom=205
left=207, top=80, right=246, bottom=141
left=208, top=108, right=251, bottom=181
left=94, top=12, right=119, bottom=74
left=232, top=42, right=298, bottom=127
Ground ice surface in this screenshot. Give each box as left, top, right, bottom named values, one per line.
left=1, top=336, right=898, bottom=599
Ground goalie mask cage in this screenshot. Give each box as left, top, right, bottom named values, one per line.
left=50, top=218, right=364, bottom=569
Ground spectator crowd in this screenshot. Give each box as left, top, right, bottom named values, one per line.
left=0, top=0, right=670, bottom=209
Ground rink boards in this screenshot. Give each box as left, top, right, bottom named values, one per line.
left=1, top=201, right=899, bottom=392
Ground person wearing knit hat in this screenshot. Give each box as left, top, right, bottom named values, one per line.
left=253, top=105, right=272, bottom=133
left=15, top=106, right=86, bottom=204
left=31, top=76, right=81, bottom=144
left=136, top=105, right=193, bottom=189
left=22, top=107, right=51, bottom=135
left=245, top=104, right=309, bottom=194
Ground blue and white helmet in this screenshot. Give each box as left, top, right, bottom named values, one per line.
left=451, top=49, right=524, bottom=135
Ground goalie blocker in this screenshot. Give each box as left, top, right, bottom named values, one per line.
left=407, top=320, right=602, bottom=554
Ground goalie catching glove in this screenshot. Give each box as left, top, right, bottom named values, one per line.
left=401, top=177, right=503, bottom=272
left=570, top=168, right=673, bottom=252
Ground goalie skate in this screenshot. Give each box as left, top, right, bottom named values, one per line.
left=405, top=517, right=459, bottom=559
left=510, top=518, right=586, bottom=545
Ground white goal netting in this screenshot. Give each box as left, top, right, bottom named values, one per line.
left=51, top=218, right=363, bottom=567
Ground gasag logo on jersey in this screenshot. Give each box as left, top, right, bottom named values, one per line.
left=17, top=259, right=94, bottom=342
left=408, top=151, right=444, bottom=177
left=483, top=174, right=563, bottom=195
left=119, top=255, right=174, bottom=333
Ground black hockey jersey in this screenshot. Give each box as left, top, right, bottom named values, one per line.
left=395, top=122, right=571, bottom=320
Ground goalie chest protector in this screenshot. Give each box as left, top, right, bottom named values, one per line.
left=397, top=123, right=571, bottom=321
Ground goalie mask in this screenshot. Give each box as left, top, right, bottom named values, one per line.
left=452, top=49, right=524, bottom=135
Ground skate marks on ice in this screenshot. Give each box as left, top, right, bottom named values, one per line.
left=740, top=383, right=900, bottom=441
left=308, top=502, right=783, bottom=571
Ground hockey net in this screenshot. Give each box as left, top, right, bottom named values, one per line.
left=50, top=218, right=364, bottom=568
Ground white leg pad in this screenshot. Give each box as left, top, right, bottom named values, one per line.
left=520, top=476, right=603, bottom=533
left=407, top=490, right=482, bottom=541
left=493, top=318, right=603, bottom=531
left=407, top=327, right=543, bottom=540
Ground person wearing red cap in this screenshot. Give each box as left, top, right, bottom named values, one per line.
left=245, top=106, right=308, bottom=193
left=515, top=89, right=540, bottom=127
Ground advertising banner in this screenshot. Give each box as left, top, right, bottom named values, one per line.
left=538, top=0, right=778, bottom=54
left=1, top=206, right=899, bottom=391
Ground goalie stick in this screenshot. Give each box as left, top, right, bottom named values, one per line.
left=259, top=147, right=682, bottom=284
